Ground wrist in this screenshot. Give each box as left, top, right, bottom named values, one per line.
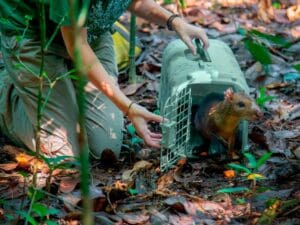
left=166, top=14, right=181, bottom=31
left=125, top=101, right=135, bottom=118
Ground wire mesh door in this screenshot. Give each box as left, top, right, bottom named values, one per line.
left=160, top=86, right=192, bottom=172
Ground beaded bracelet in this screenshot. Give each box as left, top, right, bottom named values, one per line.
left=166, top=14, right=180, bottom=31
left=125, top=102, right=135, bottom=117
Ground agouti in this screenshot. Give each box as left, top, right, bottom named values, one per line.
left=193, top=88, right=262, bottom=159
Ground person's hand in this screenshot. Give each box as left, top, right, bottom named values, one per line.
left=172, top=18, right=209, bottom=54
left=127, top=103, right=163, bottom=148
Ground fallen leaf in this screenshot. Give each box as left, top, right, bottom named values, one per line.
left=287, top=5, right=300, bottom=22
left=59, top=176, right=80, bottom=193
left=274, top=9, right=290, bottom=23
left=132, top=160, right=153, bottom=172
left=224, top=169, right=235, bottom=179
left=290, top=25, right=300, bottom=38
left=168, top=214, right=195, bottom=225
left=0, top=163, right=18, bottom=171
left=15, top=153, right=34, bottom=169
left=121, top=82, right=147, bottom=96
left=257, top=0, right=274, bottom=23
left=120, top=213, right=149, bottom=225
left=216, top=0, right=257, bottom=7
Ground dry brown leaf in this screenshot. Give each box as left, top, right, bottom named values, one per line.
left=157, top=159, right=186, bottom=190
left=0, top=163, right=18, bottom=171
left=121, top=82, right=147, bottom=96
left=121, top=213, right=149, bottom=225
left=258, top=0, right=274, bottom=23
left=274, top=9, right=290, bottom=23
left=216, top=0, right=257, bottom=7
left=2, top=145, right=24, bottom=158
left=113, top=180, right=128, bottom=191
left=132, top=160, right=153, bottom=171
left=59, top=177, right=80, bottom=193
left=15, top=153, right=34, bottom=169
left=169, top=214, right=195, bottom=225
left=122, top=160, right=153, bottom=182
left=287, top=5, right=300, bottom=22
left=157, top=169, right=175, bottom=190
left=290, top=25, right=300, bottom=38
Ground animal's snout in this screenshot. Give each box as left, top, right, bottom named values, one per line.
left=251, top=102, right=263, bottom=119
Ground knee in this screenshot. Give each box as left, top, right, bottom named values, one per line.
left=88, top=117, right=124, bottom=160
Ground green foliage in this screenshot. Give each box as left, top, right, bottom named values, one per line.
left=256, top=152, right=273, bottom=169
left=217, top=187, right=249, bottom=194
left=272, top=2, right=281, bottom=9
left=256, top=87, right=275, bottom=108
left=293, top=64, right=300, bottom=72
left=163, top=0, right=186, bottom=8
left=238, top=27, right=290, bottom=66
left=127, top=124, right=144, bottom=145
left=227, top=163, right=251, bottom=174
left=229, top=152, right=272, bottom=173
left=17, top=204, right=59, bottom=225
left=128, top=188, right=139, bottom=195
left=226, top=152, right=272, bottom=192
left=244, top=38, right=272, bottom=65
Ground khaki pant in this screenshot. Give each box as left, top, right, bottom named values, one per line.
left=0, top=32, right=123, bottom=159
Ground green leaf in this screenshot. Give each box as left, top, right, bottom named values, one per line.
left=179, top=0, right=186, bottom=8
left=244, top=38, right=272, bottom=65
left=217, top=187, right=249, bottom=193
left=153, top=109, right=160, bottom=115
left=257, top=152, right=272, bottom=169
left=41, top=155, right=74, bottom=166
left=32, top=203, right=48, bottom=218
left=248, top=30, right=289, bottom=47
left=46, top=220, right=59, bottom=225
left=18, top=171, right=29, bottom=178
left=28, top=187, right=45, bottom=201
left=256, top=87, right=275, bottom=108
left=293, top=64, right=300, bottom=72
left=127, top=124, right=136, bottom=135
left=272, top=2, right=281, bottom=9
left=235, top=197, right=247, bottom=204
left=237, top=27, right=247, bottom=36
left=130, top=137, right=143, bottom=145
left=228, top=163, right=251, bottom=174
left=128, top=188, right=139, bottom=195
left=243, top=152, right=257, bottom=169
left=18, top=211, right=38, bottom=225
left=46, top=207, right=60, bottom=215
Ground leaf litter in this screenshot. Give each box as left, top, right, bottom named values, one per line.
left=1, top=0, right=300, bottom=224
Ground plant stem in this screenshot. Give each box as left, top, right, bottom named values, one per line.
left=128, top=13, right=137, bottom=84
left=68, top=1, right=93, bottom=224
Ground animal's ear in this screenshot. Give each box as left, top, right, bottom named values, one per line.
left=224, top=88, right=234, bottom=101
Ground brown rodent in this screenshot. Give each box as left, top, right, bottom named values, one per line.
left=193, top=88, right=262, bottom=159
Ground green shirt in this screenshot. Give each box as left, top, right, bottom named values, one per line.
left=0, top=0, right=132, bottom=43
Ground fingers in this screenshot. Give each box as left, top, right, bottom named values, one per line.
left=197, top=32, right=209, bottom=50
left=145, top=111, right=164, bottom=123
left=150, top=132, right=162, bottom=139
left=181, top=34, right=197, bottom=55
left=144, top=135, right=161, bottom=148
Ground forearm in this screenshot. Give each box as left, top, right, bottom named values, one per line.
left=128, top=0, right=174, bottom=27
left=61, top=27, right=131, bottom=114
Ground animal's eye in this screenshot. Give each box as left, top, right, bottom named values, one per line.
left=237, top=101, right=245, bottom=107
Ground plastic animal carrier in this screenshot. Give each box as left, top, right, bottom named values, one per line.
left=159, top=39, right=250, bottom=171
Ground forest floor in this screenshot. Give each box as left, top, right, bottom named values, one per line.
left=0, top=1, right=299, bottom=224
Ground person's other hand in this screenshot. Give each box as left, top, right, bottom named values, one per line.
left=172, top=18, right=209, bottom=54
left=127, top=103, right=163, bottom=148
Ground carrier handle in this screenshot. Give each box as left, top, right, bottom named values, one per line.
left=195, top=39, right=211, bottom=62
